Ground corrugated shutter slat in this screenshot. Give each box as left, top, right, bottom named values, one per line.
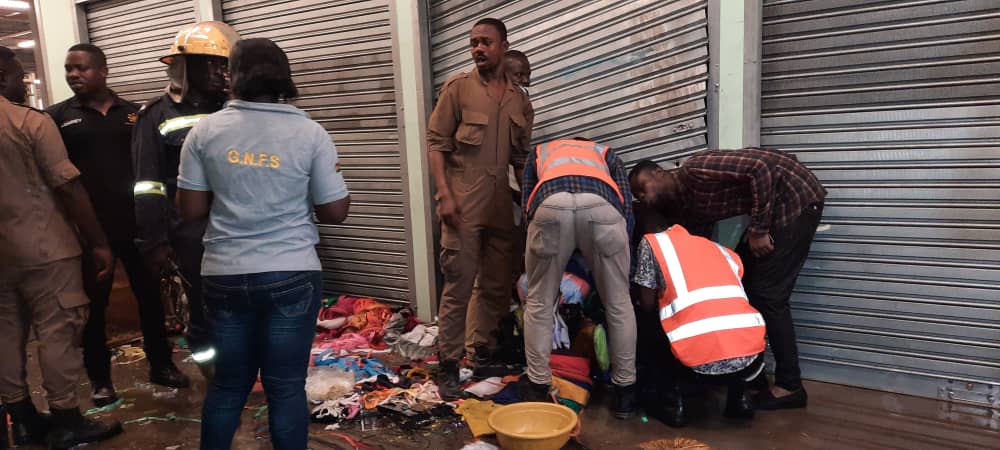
left=761, top=0, right=1000, bottom=403
left=86, top=0, right=195, bottom=104
left=429, top=0, right=709, bottom=165
left=222, top=0, right=412, bottom=306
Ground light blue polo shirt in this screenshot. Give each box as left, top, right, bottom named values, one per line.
left=178, top=100, right=349, bottom=276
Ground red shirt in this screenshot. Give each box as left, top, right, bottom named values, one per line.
left=678, top=148, right=826, bottom=234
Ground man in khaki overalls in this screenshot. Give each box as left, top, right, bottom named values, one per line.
left=0, top=47, right=123, bottom=449
left=427, top=18, right=533, bottom=399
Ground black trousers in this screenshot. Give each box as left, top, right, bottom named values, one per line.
left=82, top=239, right=171, bottom=387
left=735, top=203, right=823, bottom=391
left=171, top=221, right=210, bottom=353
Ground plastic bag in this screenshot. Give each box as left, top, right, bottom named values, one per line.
left=305, top=366, right=356, bottom=403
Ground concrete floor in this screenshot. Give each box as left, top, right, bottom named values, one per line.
left=12, top=278, right=999, bottom=450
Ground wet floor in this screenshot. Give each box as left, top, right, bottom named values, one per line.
left=12, top=281, right=999, bottom=449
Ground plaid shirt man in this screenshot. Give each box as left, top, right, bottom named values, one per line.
left=522, top=143, right=634, bottom=238
left=678, top=147, right=826, bottom=234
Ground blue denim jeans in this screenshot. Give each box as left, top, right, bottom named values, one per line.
left=199, top=271, right=322, bottom=450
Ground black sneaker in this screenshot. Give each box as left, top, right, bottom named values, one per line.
left=5, top=399, right=48, bottom=446
left=150, top=362, right=190, bottom=388
left=46, top=408, right=123, bottom=450
left=613, top=383, right=638, bottom=419
left=437, top=360, right=463, bottom=401
left=91, top=385, right=119, bottom=408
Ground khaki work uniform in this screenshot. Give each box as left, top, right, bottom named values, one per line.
left=0, top=97, right=90, bottom=410
left=427, top=68, right=533, bottom=363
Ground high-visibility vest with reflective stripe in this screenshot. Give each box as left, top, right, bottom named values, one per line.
left=526, top=139, right=624, bottom=210
left=645, top=225, right=766, bottom=367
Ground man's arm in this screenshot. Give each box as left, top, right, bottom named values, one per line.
left=608, top=152, right=634, bottom=238
left=685, top=152, right=776, bottom=235
left=426, top=80, right=461, bottom=227
left=520, top=149, right=538, bottom=211
left=511, top=98, right=535, bottom=183
left=29, top=112, right=113, bottom=280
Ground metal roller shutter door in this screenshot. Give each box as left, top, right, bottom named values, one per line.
left=85, top=0, right=195, bottom=104
left=222, top=0, right=413, bottom=307
left=428, top=0, right=709, bottom=165
left=761, top=0, right=1000, bottom=405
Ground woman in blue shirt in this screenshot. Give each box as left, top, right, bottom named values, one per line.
left=177, top=38, right=350, bottom=450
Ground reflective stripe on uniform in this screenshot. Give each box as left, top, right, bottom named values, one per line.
left=654, top=232, right=687, bottom=293
left=666, top=312, right=765, bottom=342
left=134, top=180, right=167, bottom=197
left=715, top=243, right=741, bottom=277
left=659, top=284, right=747, bottom=320
left=158, top=114, right=208, bottom=136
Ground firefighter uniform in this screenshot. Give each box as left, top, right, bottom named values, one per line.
left=133, top=21, right=238, bottom=360
left=132, top=94, right=218, bottom=352
left=427, top=68, right=533, bottom=364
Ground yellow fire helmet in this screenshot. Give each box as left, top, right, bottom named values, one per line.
left=160, top=21, right=240, bottom=64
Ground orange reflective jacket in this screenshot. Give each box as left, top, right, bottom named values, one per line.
left=526, top=139, right=624, bottom=210
left=644, top=225, right=766, bottom=367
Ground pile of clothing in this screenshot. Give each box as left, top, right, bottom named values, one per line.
left=313, top=296, right=437, bottom=360
left=306, top=359, right=452, bottom=430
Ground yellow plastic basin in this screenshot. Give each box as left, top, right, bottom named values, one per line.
left=487, top=402, right=578, bottom=450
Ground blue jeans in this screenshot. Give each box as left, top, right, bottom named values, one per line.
left=199, top=271, right=322, bottom=450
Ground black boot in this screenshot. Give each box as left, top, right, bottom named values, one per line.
left=46, top=407, right=123, bottom=450
left=150, top=361, right=190, bottom=388
left=5, top=399, right=48, bottom=446
left=0, top=405, right=8, bottom=449
left=91, top=383, right=119, bottom=408
left=516, top=376, right=550, bottom=403
left=437, top=360, right=463, bottom=401
left=723, top=383, right=755, bottom=419
left=613, top=383, right=637, bottom=420
left=648, top=385, right=686, bottom=427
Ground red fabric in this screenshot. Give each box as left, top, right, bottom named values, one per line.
left=551, top=354, right=591, bottom=386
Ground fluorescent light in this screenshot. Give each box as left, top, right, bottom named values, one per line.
left=0, top=1, right=30, bottom=11
left=17, top=40, right=33, bottom=49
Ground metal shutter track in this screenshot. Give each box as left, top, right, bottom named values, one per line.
left=86, top=0, right=195, bottom=104
left=429, top=0, right=709, bottom=165
left=761, top=0, right=1000, bottom=404
left=222, top=0, right=412, bottom=306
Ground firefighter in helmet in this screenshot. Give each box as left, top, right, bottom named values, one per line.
left=132, top=21, right=239, bottom=377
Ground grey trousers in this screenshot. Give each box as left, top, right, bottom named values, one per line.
left=524, top=192, right=636, bottom=386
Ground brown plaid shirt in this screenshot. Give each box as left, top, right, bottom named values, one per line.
left=678, top=148, right=826, bottom=234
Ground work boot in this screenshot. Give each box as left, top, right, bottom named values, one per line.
left=516, top=376, right=551, bottom=403
left=5, top=399, right=48, bottom=446
left=46, top=407, right=123, bottom=450
left=1, top=405, right=8, bottom=449
left=723, top=383, right=755, bottom=420
left=437, top=360, right=463, bottom=401
left=91, top=384, right=119, bottom=408
left=150, top=361, right=190, bottom=388
left=648, top=385, right=686, bottom=428
left=613, top=383, right=637, bottom=419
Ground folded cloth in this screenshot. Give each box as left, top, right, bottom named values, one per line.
left=463, top=377, right=506, bottom=398
left=391, top=324, right=439, bottom=360
left=551, top=354, right=591, bottom=386
left=552, top=376, right=589, bottom=407
left=454, top=399, right=500, bottom=437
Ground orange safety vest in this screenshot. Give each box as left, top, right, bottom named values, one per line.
left=644, top=225, right=766, bottom=368
left=526, top=139, right=625, bottom=211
